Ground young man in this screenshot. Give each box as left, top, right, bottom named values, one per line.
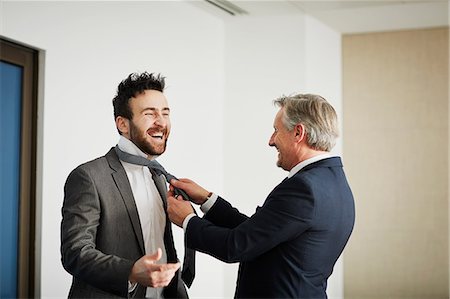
left=167, top=94, right=355, bottom=298
left=61, top=72, right=190, bottom=298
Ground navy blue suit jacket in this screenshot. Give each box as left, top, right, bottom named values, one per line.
left=186, top=157, right=355, bottom=298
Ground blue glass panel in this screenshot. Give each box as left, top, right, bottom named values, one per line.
left=0, top=61, right=22, bottom=299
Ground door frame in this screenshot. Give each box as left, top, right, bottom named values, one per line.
left=1, top=37, right=39, bottom=298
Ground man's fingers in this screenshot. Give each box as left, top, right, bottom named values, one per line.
left=174, top=193, right=184, bottom=201
left=154, top=262, right=180, bottom=271
left=147, top=261, right=181, bottom=273
left=178, top=178, right=193, bottom=183
left=170, top=178, right=194, bottom=189
left=167, top=196, right=176, bottom=207
left=148, top=262, right=180, bottom=287
left=170, top=179, right=183, bottom=188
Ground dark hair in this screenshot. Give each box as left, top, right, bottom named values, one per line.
left=113, top=72, right=166, bottom=121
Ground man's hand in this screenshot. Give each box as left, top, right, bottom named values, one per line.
left=129, top=248, right=180, bottom=288
left=167, top=190, right=195, bottom=227
left=170, top=178, right=210, bottom=205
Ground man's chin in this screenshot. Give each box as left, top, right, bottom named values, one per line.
left=148, top=148, right=166, bottom=156
left=135, top=142, right=166, bottom=157
left=276, top=160, right=288, bottom=171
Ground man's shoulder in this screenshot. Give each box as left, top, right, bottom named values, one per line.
left=72, top=148, right=117, bottom=173
left=64, top=148, right=122, bottom=190
left=284, top=157, right=345, bottom=190
left=294, top=157, right=343, bottom=177
left=305, top=156, right=342, bottom=170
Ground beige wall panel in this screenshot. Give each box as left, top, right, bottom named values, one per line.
left=343, top=28, right=449, bottom=299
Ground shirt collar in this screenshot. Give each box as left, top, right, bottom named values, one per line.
left=288, top=153, right=333, bottom=178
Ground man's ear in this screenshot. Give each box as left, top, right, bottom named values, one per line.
left=294, top=123, right=306, bottom=142
left=116, top=116, right=130, bottom=137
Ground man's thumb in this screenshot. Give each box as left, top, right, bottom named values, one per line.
left=170, top=179, right=182, bottom=188
left=148, top=248, right=162, bottom=262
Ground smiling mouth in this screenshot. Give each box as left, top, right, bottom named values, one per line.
left=148, top=131, right=165, bottom=140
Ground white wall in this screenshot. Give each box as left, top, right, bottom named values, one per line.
left=2, top=1, right=343, bottom=298
left=223, top=15, right=306, bottom=296
left=222, top=13, right=342, bottom=298
left=2, top=2, right=225, bottom=298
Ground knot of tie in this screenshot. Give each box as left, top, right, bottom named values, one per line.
left=114, top=146, right=191, bottom=201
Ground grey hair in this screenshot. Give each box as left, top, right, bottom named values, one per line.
left=273, top=93, right=339, bottom=152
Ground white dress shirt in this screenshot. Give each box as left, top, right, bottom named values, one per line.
left=118, top=136, right=167, bottom=299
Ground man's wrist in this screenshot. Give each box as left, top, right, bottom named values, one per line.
left=200, top=193, right=218, bottom=213
left=203, top=191, right=213, bottom=203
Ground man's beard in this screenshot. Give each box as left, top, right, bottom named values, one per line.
left=129, top=121, right=168, bottom=156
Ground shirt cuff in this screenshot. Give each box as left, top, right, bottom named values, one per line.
left=128, top=281, right=137, bottom=293
left=200, top=193, right=218, bottom=214
left=182, top=213, right=196, bottom=231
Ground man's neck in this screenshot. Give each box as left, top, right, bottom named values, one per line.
left=287, top=150, right=332, bottom=178
left=298, top=148, right=329, bottom=164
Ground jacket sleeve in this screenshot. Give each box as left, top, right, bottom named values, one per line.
left=186, top=179, right=315, bottom=263
left=203, top=197, right=249, bottom=228
left=60, top=166, right=135, bottom=297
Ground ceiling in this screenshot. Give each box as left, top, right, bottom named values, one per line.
left=189, top=0, right=449, bottom=33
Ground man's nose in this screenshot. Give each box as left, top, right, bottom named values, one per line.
left=268, top=134, right=275, bottom=147
left=154, top=114, right=167, bottom=127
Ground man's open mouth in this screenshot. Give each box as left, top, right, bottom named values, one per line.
left=151, top=133, right=163, bottom=139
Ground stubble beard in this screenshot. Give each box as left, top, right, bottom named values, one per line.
left=129, top=121, right=168, bottom=156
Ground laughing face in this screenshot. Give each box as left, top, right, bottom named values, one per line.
left=268, top=108, right=297, bottom=171
left=124, top=90, right=171, bottom=157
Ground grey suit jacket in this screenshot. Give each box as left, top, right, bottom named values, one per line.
left=61, top=148, right=188, bottom=298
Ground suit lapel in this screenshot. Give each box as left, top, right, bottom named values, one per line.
left=105, top=148, right=145, bottom=255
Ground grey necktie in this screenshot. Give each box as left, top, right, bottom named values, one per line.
left=114, top=146, right=196, bottom=287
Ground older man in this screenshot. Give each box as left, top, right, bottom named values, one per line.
left=167, top=93, right=355, bottom=298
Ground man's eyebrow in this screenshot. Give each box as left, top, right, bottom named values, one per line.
left=141, top=107, right=171, bottom=113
